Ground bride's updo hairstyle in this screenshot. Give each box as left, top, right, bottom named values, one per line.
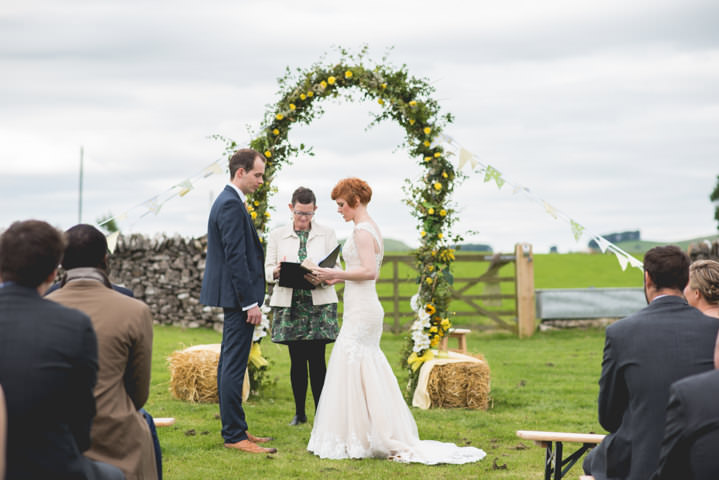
left=331, top=177, right=372, bottom=207
left=689, top=259, right=719, bottom=305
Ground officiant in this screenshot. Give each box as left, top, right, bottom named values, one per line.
left=265, top=186, right=340, bottom=426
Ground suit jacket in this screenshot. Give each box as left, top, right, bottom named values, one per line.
left=588, top=295, right=719, bottom=480
left=0, top=284, right=100, bottom=480
left=652, top=368, right=719, bottom=480
left=48, top=276, right=157, bottom=480
left=200, top=185, right=265, bottom=309
left=264, top=222, right=339, bottom=307
left=46, top=281, right=133, bottom=297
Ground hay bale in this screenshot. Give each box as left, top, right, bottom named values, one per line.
left=168, top=344, right=249, bottom=403
left=426, top=360, right=491, bottom=410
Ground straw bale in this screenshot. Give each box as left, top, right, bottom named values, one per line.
left=426, top=360, right=491, bottom=410
left=168, top=344, right=249, bottom=403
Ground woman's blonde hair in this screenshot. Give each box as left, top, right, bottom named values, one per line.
left=688, top=259, right=719, bottom=304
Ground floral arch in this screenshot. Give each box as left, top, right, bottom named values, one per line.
left=232, top=49, right=465, bottom=397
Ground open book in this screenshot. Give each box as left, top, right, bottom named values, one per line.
left=278, top=244, right=341, bottom=290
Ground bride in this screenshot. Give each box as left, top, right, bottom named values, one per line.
left=307, top=177, right=486, bottom=464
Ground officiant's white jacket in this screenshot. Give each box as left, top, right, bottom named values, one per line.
left=265, top=221, right=340, bottom=307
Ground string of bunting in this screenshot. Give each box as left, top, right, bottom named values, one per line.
left=439, top=133, right=644, bottom=271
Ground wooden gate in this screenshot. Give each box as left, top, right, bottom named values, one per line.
left=336, top=243, right=536, bottom=336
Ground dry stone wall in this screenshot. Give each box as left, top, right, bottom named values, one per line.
left=107, top=233, right=224, bottom=330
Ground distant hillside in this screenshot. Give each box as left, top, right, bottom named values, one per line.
left=613, top=233, right=719, bottom=254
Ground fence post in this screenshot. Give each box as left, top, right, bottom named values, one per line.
left=393, top=259, right=401, bottom=332
left=515, top=243, right=536, bottom=337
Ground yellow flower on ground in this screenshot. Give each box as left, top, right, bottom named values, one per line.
left=439, top=209, right=447, bottom=217
left=300, top=93, right=306, bottom=100
left=307, top=91, right=314, bottom=97
left=378, top=98, right=385, bottom=105
left=264, top=150, right=272, bottom=158
left=409, top=100, right=417, bottom=107
left=289, top=103, right=296, bottom=110
left=434, top=152, right=441, bottom=158
left=276, top=113, right=284, bottom=120
left=345, top=70, right=353, bottom=79
left=433, top=182, right=442, bottom=191
left=423, top=140, right=430, bottom=147
left=423, top=127, right=431, bottom=135
left=428, top=207, right=435, bottom=215
left=250, top=211, right=258, bottom=219
left=328, top=76, right=336, bottom=85
left=272, top=128, right=279, bottom=136
left=409, top=119, right=415, bottom=125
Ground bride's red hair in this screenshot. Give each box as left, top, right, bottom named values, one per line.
left=331, top=178, right=372, bottom=207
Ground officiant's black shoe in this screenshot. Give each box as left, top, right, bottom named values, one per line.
left=289, top=414, right=307, bottom=426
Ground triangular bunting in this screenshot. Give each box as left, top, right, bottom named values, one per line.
left=106, top=231, right=120, bottom=254
left=459, top=148, right=472, bottom=170
left=570, top=220, right=584, bottom=241
left=543, top=202, right=558, bottom=219
left=176, top=179, right=193, bottom=197
left=615, top=252, right=629, bottom=271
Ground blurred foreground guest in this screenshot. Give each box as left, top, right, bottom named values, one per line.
left=48, top=224, right=158, bottom=480
left=583, top=246, right=719, bottom=480
left=651, top=369, right=719, bottom=480
left=0, top=220, right=124, bottom=480
left=682, top=259, right=719, bottom=368
left=0, top=385, right=6, bottom=480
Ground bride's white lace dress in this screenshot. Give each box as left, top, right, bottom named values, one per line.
left=307, top=222, right=486, bottom=464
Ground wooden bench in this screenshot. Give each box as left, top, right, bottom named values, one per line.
left=516, top=430, right=605, bottom=480
left=438, top=328, right=471, bottom=354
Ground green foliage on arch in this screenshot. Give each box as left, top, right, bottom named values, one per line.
left=238, top=48, right=466, bottom=396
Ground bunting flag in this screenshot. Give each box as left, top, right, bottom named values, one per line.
left=176, top=179, right=193, bottom=197
left=440, top=134, right=644, bottom=271
left=106, top=231, right=120, bottom=254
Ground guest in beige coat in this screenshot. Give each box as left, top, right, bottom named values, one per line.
left=48, top=224, right=158, bottom=480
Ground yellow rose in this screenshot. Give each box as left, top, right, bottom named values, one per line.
left=289, top=103, right=296, bottom=110
left=430, top=337, right=440, bottom=347
left=307, top=91, right=314, bottom=97
left=272, top=128, right=279, bottom=136
left=428, top=265, right=434, bottom=272
left=441, top=318, right=451, bottom=329
left=438, top=233, right=444, bottom=239
left=429, top=326, right=438, bottom=334
left=409, top=100, right=417, bottom=107
left=431, top=250, right=437, bottom=256
left=276, top=113, right=284, bottom=120
left=381, top=83, right=387, bottom=89
left=428, top=207, right=435, bottom=215
left=250, top=211, right=257, bottom=219
left=442, top=171, right=448, bottom=178
left=409, top=119, right=415, bottom=125
left=259, top=237, right=263, bottom=243
left=378, top=98, right=385, bottom=105
left=439, top=209, right=447, bottom=217
left=425, top=277, right=433, bottom=284
left=320, top=80, right=327, bottom=88
left=264, top=211, right=270, bottom=217
left=264, top=150, right=272, bottom=158
left=424, top=156, right=431, bottom=162
left=433, top=182, right=442, bottom=191
left=300, top=93, right=306, bottom=100
left=423, top=140, right=430, bottom=147
left=434, top=152, right=441, bottom=158
left=420, top=230, right=426, bottom=237
left=328, top=76, right=336, bottom=85
left=345, top=70, right=353, bottom=79
left=423, top=127, right=431, bottom=135
left=253, top=200, right=260, bottom=206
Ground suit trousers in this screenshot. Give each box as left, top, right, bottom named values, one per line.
left=218, top=308, right=255, bottom=443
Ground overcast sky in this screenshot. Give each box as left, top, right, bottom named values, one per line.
left=2, top=0, right=718, bottom=253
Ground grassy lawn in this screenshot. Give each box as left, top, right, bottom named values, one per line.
left=148, top=326, right=606, bottom=479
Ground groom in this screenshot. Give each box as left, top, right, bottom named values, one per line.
left=200, top=148, right=276, bottom=454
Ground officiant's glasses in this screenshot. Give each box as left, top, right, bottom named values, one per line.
left=293, top=211, right=315, bottom=217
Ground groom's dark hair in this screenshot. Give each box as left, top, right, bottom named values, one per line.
left=229, top=148, right=265, bottom=179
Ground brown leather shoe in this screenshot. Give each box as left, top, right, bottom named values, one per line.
left=246, top=432, right=274, bottom=444
left=224, top=439, right=277, bottom=454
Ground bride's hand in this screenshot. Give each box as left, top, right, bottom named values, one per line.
left=312, top=267, right=337, bottom=283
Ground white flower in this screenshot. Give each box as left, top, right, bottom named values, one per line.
left=410, top=293, right=421, bottom=312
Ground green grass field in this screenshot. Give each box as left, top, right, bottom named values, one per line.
left=146, top=252, right=641, bottom=479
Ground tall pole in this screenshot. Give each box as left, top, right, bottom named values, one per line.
left=78, top=146, right=84, bottom=223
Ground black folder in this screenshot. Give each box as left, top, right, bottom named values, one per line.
left=278, top=244, right=341, bottom=290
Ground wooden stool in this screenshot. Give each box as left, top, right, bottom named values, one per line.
left=439, top=328, right=471, bottom=354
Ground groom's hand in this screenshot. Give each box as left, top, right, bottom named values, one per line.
left=246, top=305, right=262, bottom=325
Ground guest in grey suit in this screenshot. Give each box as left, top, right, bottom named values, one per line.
left=583, top=245, right=719, bottom=480
left=651, top=368, right=719, bottom=480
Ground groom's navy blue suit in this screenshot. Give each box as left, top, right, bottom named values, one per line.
left=201, top=184, right=265, bottom=443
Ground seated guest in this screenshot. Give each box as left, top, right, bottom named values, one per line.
left=48, top=224, right=158, bottom=480
left=651, top=369, right=719, bottom=480
left=0, top=220, right=124, bottom=480
left=583, top=245, right=719, bottom=480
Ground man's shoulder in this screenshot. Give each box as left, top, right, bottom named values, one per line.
left=674, top=368, right=719, bottom=393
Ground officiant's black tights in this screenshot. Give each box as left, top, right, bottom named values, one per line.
left=288, top=340, right=327, bottom=417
